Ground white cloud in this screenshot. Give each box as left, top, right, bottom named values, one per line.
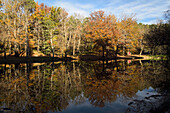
left=109, top=0, right=168, bottom=22
left=56, top=1, right=94, bottom=17
left=54, top=0, right=169, bottom=24
left=75, top=4, right=94, bottom=9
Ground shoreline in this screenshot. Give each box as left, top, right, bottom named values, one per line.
left=0, top=55, right=167, bottom=64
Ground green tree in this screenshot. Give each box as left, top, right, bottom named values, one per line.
left=22, top=0, right=36, bottom=57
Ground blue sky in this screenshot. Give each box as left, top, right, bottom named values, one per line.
left=34, top=0, right=170, bottom=24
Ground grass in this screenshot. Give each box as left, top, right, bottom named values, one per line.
left=148, top=55, right=168, bottom=60
left=149, top=55, right=167, bottom=57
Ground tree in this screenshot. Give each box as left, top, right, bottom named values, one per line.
left=2, top=0, right=25, bottom=57
left=30, top=2, right=41, bottom=53
left=118, top=15, right=139, bottom=55
left=144, top=23, right=170, bottom=55
left=67, top=14, right=83, bottom=56
left=164, top=9, right=170, bottom=24
left=22, top=0, right=36, bottom=57
left=46, top=6, right=61, bottom=57
left=85, top=11, right=117, bottom=57
left=57, top=8, right=69, bottom=57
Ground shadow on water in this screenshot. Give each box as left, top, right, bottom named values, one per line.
left=0, top=60, right=169, bottom=113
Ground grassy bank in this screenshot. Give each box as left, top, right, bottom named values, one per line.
left=148, top=55, right=168, bottom=60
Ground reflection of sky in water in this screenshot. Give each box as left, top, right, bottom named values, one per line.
left=57, top=87, right=159, bottom=113
left=57, top=94, right=128, bottom=113
left=58, top=100, right=128, bottom=113
left=136, top=87, right=159, bottom=100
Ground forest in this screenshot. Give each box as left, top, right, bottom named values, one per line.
left=0, top=0, right=170, bottom=59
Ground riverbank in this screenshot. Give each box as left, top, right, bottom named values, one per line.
left=0, top=55, right=167, bottom=64
left=78, top=54, right=168, bottom=61
left=0, top=56, right=73, bottom=64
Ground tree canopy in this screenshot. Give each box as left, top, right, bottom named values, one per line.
left=0, top=0, right=169, bottom=58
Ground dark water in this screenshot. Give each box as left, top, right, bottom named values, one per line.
left=0, top=60, right=170, bottom=113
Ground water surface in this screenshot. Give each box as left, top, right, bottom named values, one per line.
left=0, top=60, right=170, bottom=113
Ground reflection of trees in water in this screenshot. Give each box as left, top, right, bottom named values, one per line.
left=126, top=60, right=170, bottom=113
left=0, top=62, right=83, bottom=112
left=81, top=61, right=148, bottom=107
left=141, top=60, right=170, bottom=92
left=0, top=60, right=169, bottom=112
left=80, top=60, right=170, bottom=108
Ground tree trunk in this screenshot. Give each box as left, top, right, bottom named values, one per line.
left=26, top=15, right=29, bottom=58
left=77, top=34, right=81, bottom=54
left=102, top=46, right=105, bottom=57
left=152, top=47, right=155, bottom=55
left=123, top=45, right=125, bottom=56
left=14, top=18, right=19, bottom=57
left=116, top=45, right=119, bottom=58
left=140, top=47, right=143, bottom=56
left=4, top=48, right=6, bottom=59
left=37, top=25, right=40, bottom=52
left=50, top=30, right=54, bottom=58
left=51, top=40, right=54, bottom=58
left=42, top=28, right=45, bottom=54
left=64, top=24, right=68, bottom=57
left=102, top=60, right=105, bottom=72
left=67, top=31, right=72, bottom=48
left=6, top=15, right=11, bottom=55
left=14, top=45, right=19, bottom=57
left=73, top=34, right=76, bottom=56
left=3, top=40, right=7, bottom=59
left=65, top=51, right=67, bottom=57
left=8, top=31, right=11, bottom=55
left=106, top=48, right=108, bottom=58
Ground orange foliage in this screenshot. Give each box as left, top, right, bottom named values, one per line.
left=85, top=10, right=120, bottom=56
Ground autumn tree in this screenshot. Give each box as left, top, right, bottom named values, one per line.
left=22, top=0, right=36, bottom=57
left=30, top=2, right=42, bottom=54
left=56, top=8, right=69, bottom=57
left=0, top=0, right=36, bottom=57
left=2, top=0, right=24, bottom=57
left=0, top=1, right=153, bottom=58
left=85, top=11, right=117, bottom=57
left=0, top=0, right=5, bottom=57
left=67, top=14, right=83, bottom=56
left=118, top=15, right=139, bottom=55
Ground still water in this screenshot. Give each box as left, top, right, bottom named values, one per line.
left=0, top=60, right=170, bottom=113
